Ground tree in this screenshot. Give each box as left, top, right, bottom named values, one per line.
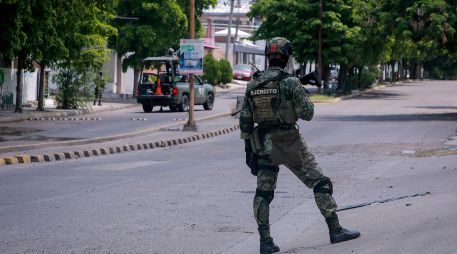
left=377, top=0, right=456, bottom=80
left=0, top=0, right=36, bottom=113
left=203, top=53, right=220, bottom=85
left=407, top=0, right=457, bottom=79
left=249, top=0, right=368, bottom=89
left=177, top=0, right=217, bottom=37
left=0, top=0, right=117, bottom=112
left=53, top=0, right=117, bottom=109
left=249, top=0, right=457, bottom=90
left=218, top=59, right=233, bottom=85
left=27, top=0, right=68, bottom=111
left=110, top=0, right=188, bottom=97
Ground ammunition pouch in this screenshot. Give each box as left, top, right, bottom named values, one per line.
left=270, top=128, right=304, bottom=167
left=249, top=127, right=263, bottom=154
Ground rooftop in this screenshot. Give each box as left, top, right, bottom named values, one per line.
left=204, top=0, right=252, bottom=15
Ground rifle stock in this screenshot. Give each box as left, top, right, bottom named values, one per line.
left=299, top=70, right=322, bottom=87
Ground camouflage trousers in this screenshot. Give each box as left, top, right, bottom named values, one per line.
left=253, top=140, right=337, bottom=228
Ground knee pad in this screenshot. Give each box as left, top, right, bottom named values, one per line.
left=255, top=189, right=275, bottom=204
left=313, top=177, right=333, bottom=195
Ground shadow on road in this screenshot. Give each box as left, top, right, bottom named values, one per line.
left=413, top=106, right=457, bottom=110
left=319, top=112, right=457, bottom=122
left=350, top=91, right=404, bottom=100
left=132, top=109, right=206, bottom=114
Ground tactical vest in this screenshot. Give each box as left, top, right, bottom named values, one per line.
left=249, top=73, right=298, bottom=126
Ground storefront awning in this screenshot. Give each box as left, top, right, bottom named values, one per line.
left=215, top=28, right=251, bottom=38
left=234, top=41, right=264, bottom=55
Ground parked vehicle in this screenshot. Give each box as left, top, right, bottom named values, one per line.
left=233, top=64, right=255, bottom=81
left=137, top=56, right=215, bottom=113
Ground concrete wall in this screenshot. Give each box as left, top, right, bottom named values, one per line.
left=1, top=67, right=38, bottom=105
left=102, top=52, right=117, bottom=94
left=102, top=53, right=134, bottom=96
left=22, top=70, right=38, bottom=102
left=120, top=68, right=134, bottom=95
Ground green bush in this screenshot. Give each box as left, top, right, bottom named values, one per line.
left=203, top=53, right=220, bottom=85
left=53, top=65, right=96, bottom=109
left=359, top=70, right=377, bottom=89
left=218, top=59, right=232, bottom=85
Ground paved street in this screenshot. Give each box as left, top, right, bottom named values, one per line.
left=0, top=87, right=244, bottom=152
left=0, top=80, right=456, bottom=254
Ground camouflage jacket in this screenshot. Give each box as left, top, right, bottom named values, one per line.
left=239, top=66, right=314, bottom=140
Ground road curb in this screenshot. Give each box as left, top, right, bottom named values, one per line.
left=3, top=157, right=19, bottom=165
left=0, top=112, right=233, bottom=154
left=0, top=125, right=240, bottom=168
left=0, top=109, right=89, bottom=123
left=0, top=103, right=137, bottom=124
left=312, top=81, right=403, bottom=103
left=27, top=117, right=103, bottom=121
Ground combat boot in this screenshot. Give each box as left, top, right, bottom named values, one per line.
left=258, top=225, right=280, bottom=254
left=325, top=212, right=361, bottom=244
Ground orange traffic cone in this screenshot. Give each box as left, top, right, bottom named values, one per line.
left=156, top=77, right=163, bottom=95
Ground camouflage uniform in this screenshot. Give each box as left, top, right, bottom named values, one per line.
left=240, top=66, right=337, bottom=231
left=240, top=38, right=359, bottom=253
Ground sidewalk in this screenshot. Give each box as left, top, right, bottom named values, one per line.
left=0, top=99, right=137, bottom=123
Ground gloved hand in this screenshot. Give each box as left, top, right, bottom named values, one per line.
left=246, top=152, right=259, bottom=176
left=303, top=87, right=310, bottom=95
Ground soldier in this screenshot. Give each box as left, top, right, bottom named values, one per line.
left=239, top=37, right=360, bottom=254
left=93, top=72, right=105, bottom=106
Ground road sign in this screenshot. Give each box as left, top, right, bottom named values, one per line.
left=179, top=39, right=204, bottom=75
left=0, top=69, right=4, bottom=86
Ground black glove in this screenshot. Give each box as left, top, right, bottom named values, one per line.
left=246, top=152, right=259, bottom=176
left=303, top=87, right=310, bottom=95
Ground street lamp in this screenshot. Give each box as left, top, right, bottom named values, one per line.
left=225, top=0, right=234, bottom=61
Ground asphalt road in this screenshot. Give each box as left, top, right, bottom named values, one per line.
left=0, top=80, right=456, bottom=254
left=0, top=90, right=244, bottom=149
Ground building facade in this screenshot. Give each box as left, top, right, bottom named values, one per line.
left=200, top=0, right=267, bottom=70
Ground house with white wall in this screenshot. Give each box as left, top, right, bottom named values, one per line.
left=200, top=0, right=267, bottom=69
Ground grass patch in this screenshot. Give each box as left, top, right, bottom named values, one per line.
left=310, top=94, right=337, bottom=101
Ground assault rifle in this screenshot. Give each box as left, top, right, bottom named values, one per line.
left=299, top=70, right=322, bottom=88
left=249, top=61, right=263, bottom=79
left=249, top=61, right=322, bottom=88
left=230, top=64, right=322, bottom=116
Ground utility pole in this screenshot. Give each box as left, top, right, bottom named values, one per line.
left=317, top=0, right=323, bottom=94
left=184, top=0, right=197, bottom=131
left=225, top=0, right=234, bottom=61
left=232, top=0, right=241, bottom=65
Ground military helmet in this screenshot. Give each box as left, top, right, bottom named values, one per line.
left=265, top=37, right=293, bottom=59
